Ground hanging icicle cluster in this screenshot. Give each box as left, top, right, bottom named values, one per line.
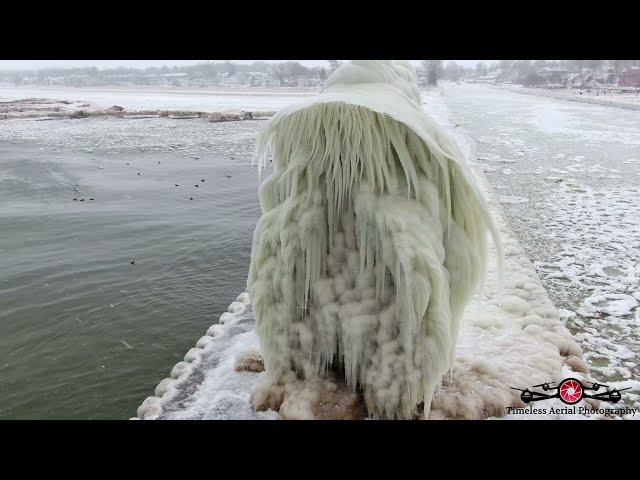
left=247, top=61, right=502, bottom=419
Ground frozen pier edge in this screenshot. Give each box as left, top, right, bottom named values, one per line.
left=132, top=176, right=589, bottom=420
left=133, top=91, right=591, bottom=421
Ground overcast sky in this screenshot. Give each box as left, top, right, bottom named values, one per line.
left=0, top=60, right=497, bottom=71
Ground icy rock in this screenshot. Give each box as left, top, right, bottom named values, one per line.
left=234, top=347, right=265, bottom=373
left=208, top=110, right=253, bottom=123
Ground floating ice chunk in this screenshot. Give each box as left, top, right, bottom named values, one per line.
left=580, top=293, right=639, bottom=317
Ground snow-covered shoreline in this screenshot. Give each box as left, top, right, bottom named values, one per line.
left=494, top=85, right=640, bottom=111
left=0, top=98, right=276, bottom=122
left=0, top=85, right=319, bottom=96
left=132, top=89, right=617, bottom=420
left=0, top=86, right=315, bottom=113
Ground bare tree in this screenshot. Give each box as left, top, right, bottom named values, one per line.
left=444, top=61, right=460, bottom=81
left=328, top=60, right=342, bottom=73
left=422, top=60, right=443, bottom=85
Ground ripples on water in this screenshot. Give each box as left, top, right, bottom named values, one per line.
left=0, top=117, right=266, bottom=419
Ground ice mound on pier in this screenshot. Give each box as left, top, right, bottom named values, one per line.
left=247, top=60, right=502, bottom=419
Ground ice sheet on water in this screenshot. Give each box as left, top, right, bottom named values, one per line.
left=0, top=116, right=264, bottom=160
left=0, top=86, right=310, bottom=112
left=499, top=195, right=529, bottom=205
left=580, top=293, right=639, bottom=317
left=436, top=85, right=640, bottom=415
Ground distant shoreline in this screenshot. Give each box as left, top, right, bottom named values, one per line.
left=0, top=98, right=276, bottom=122
left=490, top=84, right=640, bottom=111
left=0, top=84, right=320, bottom=97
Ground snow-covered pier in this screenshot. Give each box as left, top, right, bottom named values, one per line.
left=134, top=89, right=596, bottom=420
left=133, top=166, right=592, bottom=420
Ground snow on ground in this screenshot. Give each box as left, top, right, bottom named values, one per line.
left=500, top=85, right=640, bottom=111
left=134, top=90, right=620, bottom=420
left=0, top=86, right=312, bottom=112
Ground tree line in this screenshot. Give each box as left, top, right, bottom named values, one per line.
left=421, top=60, right=640, bottom=86
left=2, top=61, right=345, bottom=87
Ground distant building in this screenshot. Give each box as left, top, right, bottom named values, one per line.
left=537, top=67, right=572, bottom=86
left=475, top=72, right=499, bottom=84
left=619, top=68, right=640, bottom=87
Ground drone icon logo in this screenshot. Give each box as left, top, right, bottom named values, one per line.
left=512, top=378, right=631, bottom=405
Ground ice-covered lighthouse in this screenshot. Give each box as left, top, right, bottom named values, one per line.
left=136, top=60, right=588, bottom=421
left=246, top=60, right=501, bottom=419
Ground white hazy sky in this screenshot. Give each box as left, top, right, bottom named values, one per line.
left=0, top=60, right=497, bottom=70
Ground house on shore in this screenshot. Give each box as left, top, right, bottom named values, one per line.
left=537, top=67, right=573, bottom=88
left=620, top=68, right=640, bottom=87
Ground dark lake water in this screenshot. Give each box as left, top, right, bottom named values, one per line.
left=0, top=116, right=265, bottom=419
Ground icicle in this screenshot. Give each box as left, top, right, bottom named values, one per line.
left=248, top=61, right=499, bottom=419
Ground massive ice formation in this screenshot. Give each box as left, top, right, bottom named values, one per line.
left=247, top=61, right=502, bottom=419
